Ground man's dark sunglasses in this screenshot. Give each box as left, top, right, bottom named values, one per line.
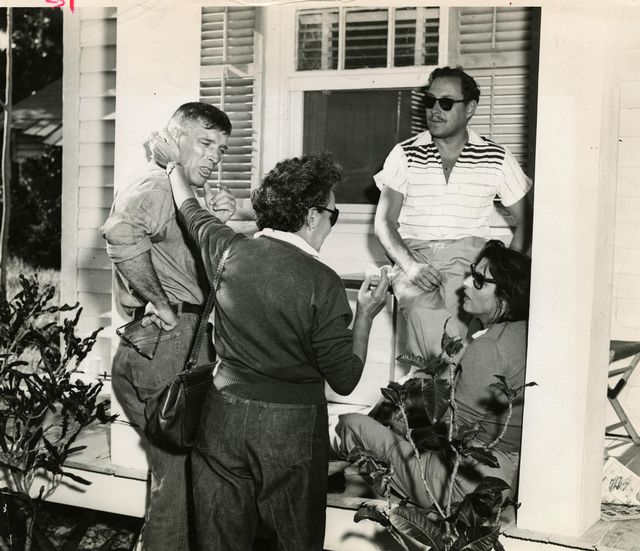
left=424, top=94, right=467, bottom=111
left=470, top=263, right=497, bottom=290
left=314, top=205, right=340, bottom=226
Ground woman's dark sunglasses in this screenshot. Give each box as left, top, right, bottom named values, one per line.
left=314, top=205, right=339, bottom=226
left=470, top=263, right=497, bottom=290
left=424, top=94, right=467, bottom=112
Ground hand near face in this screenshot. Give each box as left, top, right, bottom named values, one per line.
left=204, top=182, right=236, bottom=223
left=149, top=129, right=181, bottom=168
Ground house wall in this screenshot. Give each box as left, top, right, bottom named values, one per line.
left=108, top=1, right=204, bottom=472
left=608, top=11, right=640, bottom=435
left=61, top=7, right=117, bottom=379
left=516, top=4, right=621, bottom=536
left=58, top=0, right=636, bottom=540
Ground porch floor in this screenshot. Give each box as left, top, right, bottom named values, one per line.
left=56, top=424, right=640, bottom=550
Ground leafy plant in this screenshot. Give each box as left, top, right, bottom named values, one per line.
left=349, top=326, right=536, bottom=551
left=0, top=275, right=116, bottom=551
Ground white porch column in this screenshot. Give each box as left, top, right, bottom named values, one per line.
left=516, top=6, right=623, bottom=536
left=110, top=0, right=202, bottom=470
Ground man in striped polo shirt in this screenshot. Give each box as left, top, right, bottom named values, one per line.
left=374, top=66, right=532, bottom=358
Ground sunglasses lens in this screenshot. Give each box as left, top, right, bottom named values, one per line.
left=424, top=95, right=437, bottom=109
left=470, top=264, right=484, bottom=289
left=330, top=208, right=339, bottom=226
left=439, top=98, right=454, bottom=111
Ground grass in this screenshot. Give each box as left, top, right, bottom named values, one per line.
left=4, top=255, right=61, bottom=305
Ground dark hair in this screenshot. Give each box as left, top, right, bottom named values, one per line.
left=427, top=66, right=480, bottom=103
left=169, top=102, right=232, bottom=135
left=251, top=153, right=342, bottom=232
left=476, top=240, right=531, bottom=323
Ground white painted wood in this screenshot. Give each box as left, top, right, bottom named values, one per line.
left=109, top=0, right=203, bottom=471
left=516, top=6, right=622, bottom=537
left=46, top=467, right=146, bottom=518
left=61, top=11, right=82, bottom=310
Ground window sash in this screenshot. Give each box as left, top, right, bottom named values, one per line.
left=297, top=6, right=440, bottom=71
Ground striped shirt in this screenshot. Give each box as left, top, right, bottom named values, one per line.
left=374, top=128, right=532, bottom=241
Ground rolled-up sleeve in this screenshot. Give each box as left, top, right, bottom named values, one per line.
left=373, top=144, right=408, bottom=196
left=100, top=188, right=173, bottom=263
left=497, top=147, right=532, bottom=207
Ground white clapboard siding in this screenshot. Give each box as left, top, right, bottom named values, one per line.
left=611, top=30, right=640, bottom=341
left=449, top=6, right=537, bottom=176
left=606, top=17, right=640, bottom=436
left=200, top=6, right=259, bottom=200
left=62, top=7, right=117, bottom=377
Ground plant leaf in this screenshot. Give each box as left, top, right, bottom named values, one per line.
left=354, top=504, right=391, bottom=527
left=466, top=447, right=500, bottom=468
left=61, top=471, right=92, bottom=486
left=388, top=505, right=446, bottom=550
left=381, top=387, right=401, bottom=406
left=422, top=378, right=451, bottom=424
left=474, top=477, right=511, bottom=494
left=450, top=526, right=500, bottom=551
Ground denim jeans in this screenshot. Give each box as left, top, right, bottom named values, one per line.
left=111, top=312, right=213, bottom=551
left=192, top=387, right=329, bottom=551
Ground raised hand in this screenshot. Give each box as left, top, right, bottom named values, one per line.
left=204, top=182, right=236, bottom=223
left=357, top=267, right=390, bottom=320
left=149, top=128, right=181, bottom=168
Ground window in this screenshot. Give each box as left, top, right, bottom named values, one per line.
left=297, top=7, right=440, bottom=71
left=200, top=6, right=258, bottom=199
left=303, top=88, right=427, bottom=204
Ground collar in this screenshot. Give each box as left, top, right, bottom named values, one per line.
left=415, top=126, right=483, bottom=147
left=471, top=327, right=488, bottom=339
left=254, top=228, right=319, bottom=258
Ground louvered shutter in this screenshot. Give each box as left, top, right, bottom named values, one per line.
left=200, top=7, right=257, bottom=199
left=449, top=7, right=539, bottom=176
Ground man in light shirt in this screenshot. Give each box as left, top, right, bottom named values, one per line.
left=374, top=66, right=532, bottom=357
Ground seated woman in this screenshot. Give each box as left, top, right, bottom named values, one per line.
left=334, top=240, right=531, bottom=508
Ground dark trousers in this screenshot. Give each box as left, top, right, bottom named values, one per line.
left=111, top=312, right=213, bottom=551
left=192, top=387, right=329, bottom=551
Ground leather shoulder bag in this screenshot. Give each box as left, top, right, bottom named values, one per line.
left=146, top=247, right=230, bottom=450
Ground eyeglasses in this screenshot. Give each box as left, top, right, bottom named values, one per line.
left=424, top=94, right=468, bottom=112
left=313, top=205, right=340, bottom=227
left=470, top=263, right=497, bottom=290
left=116, top=319, right=162, bottom=360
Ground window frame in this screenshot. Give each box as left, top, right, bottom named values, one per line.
left=284, top=4, right=449, bottom=217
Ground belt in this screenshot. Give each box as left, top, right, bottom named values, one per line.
left=132, top=301, right=204, bottom=320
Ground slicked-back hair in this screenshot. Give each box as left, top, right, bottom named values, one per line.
left=169, top=102, right=232, bottom=135
left=476, top=240, right=531, bottom=323
left=427, top=66, right=481, bottom=103
left=252, top=153, right=343, bottom=232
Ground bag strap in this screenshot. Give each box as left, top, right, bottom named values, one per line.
left=185, top=246, right=231, bottom=371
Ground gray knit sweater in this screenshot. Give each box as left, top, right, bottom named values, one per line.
left=179, top=198, right=365, bottom=405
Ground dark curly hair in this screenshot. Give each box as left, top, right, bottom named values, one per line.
left=427, top=66, right=480, bottom=103
left=251, top=153, right=343, bottom=232
left=476, top=240, right=531, bottom=323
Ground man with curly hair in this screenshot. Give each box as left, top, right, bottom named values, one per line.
left=374, top=66, right=532, bottom=358
left=151, top=136, right=390, bottom=550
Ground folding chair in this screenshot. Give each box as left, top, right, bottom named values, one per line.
left=606, top=340, right=640, bottom=444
